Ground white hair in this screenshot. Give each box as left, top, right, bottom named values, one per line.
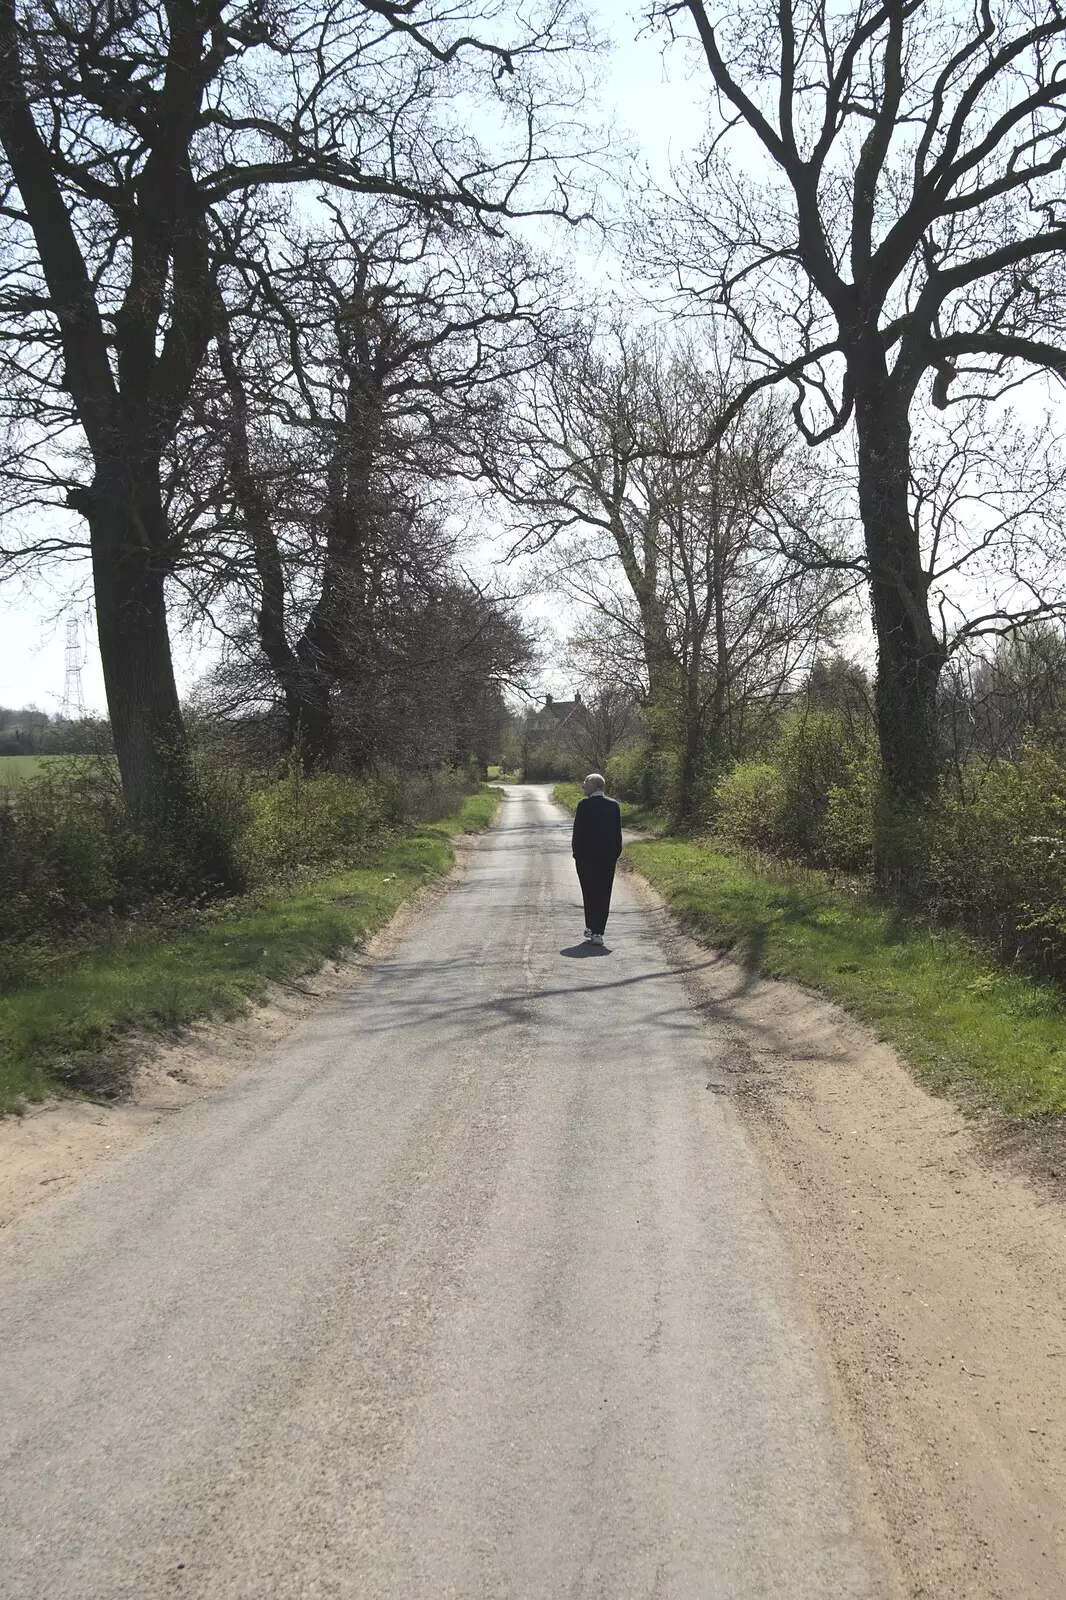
left=582, top=772, right=606, bottom=796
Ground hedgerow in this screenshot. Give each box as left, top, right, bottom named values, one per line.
left=708, top=714, right=1066, bottom=982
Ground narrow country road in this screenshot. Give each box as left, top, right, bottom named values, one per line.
left=0, top=786, right=895, bottom=1599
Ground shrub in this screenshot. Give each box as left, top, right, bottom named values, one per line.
left=713, top=761, right=787, bottom=851
left=712, top=720, right=1066, bottom=982
left=822, top=753, right=877, bottom=873
left=240, top=766, right=389, bottom=881
left=929, top=745, right=1066, bottom=979
left=0, top=748, right=483, bottom=974
left=521, top=738, right=581, bottom=783
left=774, top=709, right=871, bottom=861
left=713, top=710, right=875, bottom=868
left=0, top=768, right=122, bottom=944
left=692, top=680, right=1066, bottom=984
left=606, top=740, right=673, bottom=809
left=0, top=754, right=256, bottom=944
left=399, top=761, right=480, bottom=823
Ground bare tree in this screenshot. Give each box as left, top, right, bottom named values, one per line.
left=908, top=396, right=1066, bottom=647
left=496, top=323, right=851, bottom=822
left=203, top=202, right=552, bottom=765
left=644, top=0, right=1066, bottom=860
left=557, top=688, right=640, bottom=774
left=333, top=575, right=535, bottom=773
left=0, top=0, right=591, bottom=875
left=940, top=619, right=1066, bottom=792
left=199, top=552, right=535, bottom=775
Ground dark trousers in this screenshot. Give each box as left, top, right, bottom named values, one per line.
left=576, top=858, right=616, bottom=936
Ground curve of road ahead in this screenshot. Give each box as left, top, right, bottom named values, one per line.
left=0, top=785, right=895, bottom=1600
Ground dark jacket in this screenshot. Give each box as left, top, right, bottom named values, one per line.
left=572, top=792, right=623, bottom=864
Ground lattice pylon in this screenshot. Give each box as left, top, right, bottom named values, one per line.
left=60, top=615, right=87, bottom=720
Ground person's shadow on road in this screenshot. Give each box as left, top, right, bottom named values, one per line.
left=559, top=944, right=612, bottom=957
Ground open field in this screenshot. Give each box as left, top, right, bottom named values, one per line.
left=0, top=754, right=113, bottom=788
left=0, top=787, right=502, bottom=1115
left=0, top=755, right=66, bottom=785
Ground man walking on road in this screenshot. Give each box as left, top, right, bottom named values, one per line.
left=572, top=772, right=623, bottom=945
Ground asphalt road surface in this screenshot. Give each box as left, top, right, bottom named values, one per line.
left=0, top=785, right=894, bottom=1599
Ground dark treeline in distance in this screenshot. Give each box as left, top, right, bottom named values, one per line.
left=0, top=707, right=111, bottom=758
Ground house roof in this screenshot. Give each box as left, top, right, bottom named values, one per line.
left=524, top=693, right=583, bottom=738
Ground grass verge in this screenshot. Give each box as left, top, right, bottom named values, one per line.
left=0, top=788, right=501, bottom=1115
left=627, top=837, right=1066, bottom=1120
left=551, top=782, right=661, bottom=833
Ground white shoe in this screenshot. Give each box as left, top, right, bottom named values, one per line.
left=591, top=933, right=604, bottom=946
left=583, top=928, right=592, bottom=940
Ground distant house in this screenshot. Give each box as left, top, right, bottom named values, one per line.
left=521, top=692, right=584, bottom=779
left=525, top=692, right=583, bottom=735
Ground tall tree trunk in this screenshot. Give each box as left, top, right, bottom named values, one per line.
left=1, top=0, right=234, bottom=889
left=83, top=467, right=237, bottom=888
left=279, top=313, right=381, bottom=773
left=638, top=598, right=676, bottom=811
left=216, top=317, right=335, bottom=773
left=641, top=606, right=675, bottom=706
left=673, top=690, right=704, bottom=831
left=260, top=558, right=334, bottom=771
left=854, top=382, right=946, bottom=878
left=707, top=530, right=730, bottom=768
left=287, top=644, right=336, bottom=770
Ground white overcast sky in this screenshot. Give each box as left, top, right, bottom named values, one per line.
left=0, top=3, right=710, bottom=713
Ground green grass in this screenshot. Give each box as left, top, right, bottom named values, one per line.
left=0, top=787, right=502, bottom=1115
left=628, top=837, right=1066, bottom=1120
left=0, top=754, right=96, bottom=786
left=435, top=786, right=501, bottom=835
left=551, top=782, right=662, bottom=833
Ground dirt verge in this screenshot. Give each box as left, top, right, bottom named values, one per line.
left=0, top=847, right=471, bottom=1236
left=628, top=868, right=1066, bottom=1600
